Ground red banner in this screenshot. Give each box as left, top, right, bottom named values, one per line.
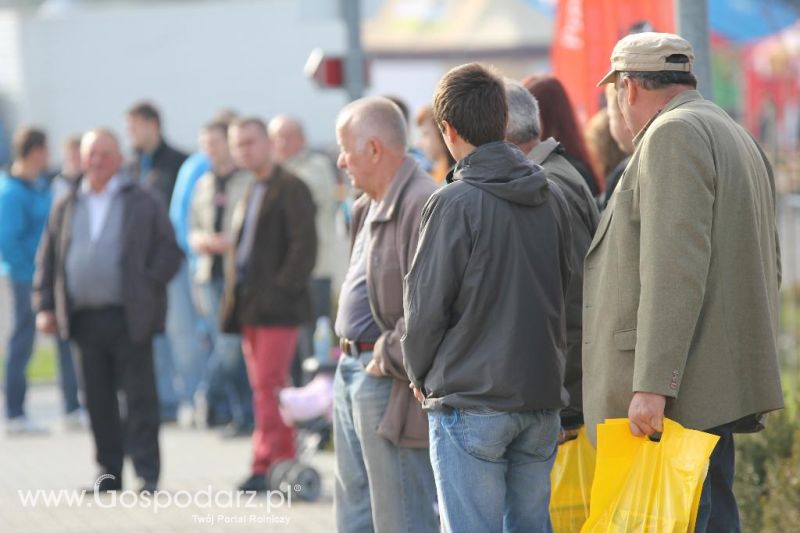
left=552, top=0, right=675, bottom=123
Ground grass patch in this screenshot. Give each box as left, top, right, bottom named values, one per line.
left=0, top=341, right=59, bottom=384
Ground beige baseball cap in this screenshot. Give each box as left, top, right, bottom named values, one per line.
left=596, top=32, right=694, bottom=87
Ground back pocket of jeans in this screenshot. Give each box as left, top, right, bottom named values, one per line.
left=460, top=409, right=513, bottom=462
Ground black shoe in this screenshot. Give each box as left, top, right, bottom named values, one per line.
left=86, top=474, right=121, bottom=493
left=237, top=473, right=268, bottom=492
left=138, top=480, right=158, bottom=494
left=220, top=422, right=253, bottom=439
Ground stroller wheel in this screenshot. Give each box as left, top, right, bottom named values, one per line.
left=289, top=463, right=321, bottom=502
left=268, top=459, right=297, bottom=492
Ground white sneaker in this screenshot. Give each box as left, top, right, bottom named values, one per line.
left=6, top=416, right=49, bottom=436
left=63, top=409, right=89, bottom=432
left=177, top=403, right=195, bottom=429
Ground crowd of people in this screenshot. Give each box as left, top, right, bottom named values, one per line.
left=0, top=31, right=784, bottom=533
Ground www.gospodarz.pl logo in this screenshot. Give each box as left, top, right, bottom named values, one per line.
left=17, top=474, right=296, bottom=515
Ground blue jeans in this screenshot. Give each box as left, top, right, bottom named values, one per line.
left=153, top=334, right=178, bottom=418
left=195, top=278, right=252, bottom=427
left=333, top=352, right=438, bottom=533
left=4, top=279, right=36, bottom=419
left=428, top=407, right=560, bottom=533
left=154, top=261, right=206, bottom=416
left=694, top=423, right=739, bottom=532
left=56, top=338, right=81, bottom=413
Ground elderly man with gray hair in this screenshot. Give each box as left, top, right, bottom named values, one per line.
left=35, top=129, right=182, bottom=493
left=505, top=79, right=600, bottom=432
left=333, top=97, right=438, bottom=533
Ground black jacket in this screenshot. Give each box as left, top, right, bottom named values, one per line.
left=129, top=138, right=188, bottom=209
left=34, top=177, right=183, bottom=342
left=221, top=165, right=317, bottom=332
left=403, top=141, right=573, bottom=413
left=529, top=138, right=600, bottom=427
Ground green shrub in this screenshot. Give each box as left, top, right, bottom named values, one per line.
left=761, top=428, right=800, bottom=533
left=734, top=406, right=800, bottom=532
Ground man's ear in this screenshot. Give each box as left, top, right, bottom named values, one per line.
left=623, top=76, right=637, bottom=106
left=367, top=138, right=381, bottom=162
left=441, top=120, right=458, bottom=145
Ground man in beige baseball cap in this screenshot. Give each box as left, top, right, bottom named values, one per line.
left=583, top=30, right=783, bottom=532
left=597, top=32, right=694, bottom=87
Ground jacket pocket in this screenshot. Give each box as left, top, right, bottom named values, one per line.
left=613, top=328, right=637, bottom=351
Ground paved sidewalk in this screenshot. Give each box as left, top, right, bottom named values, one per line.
left=0, top=384, right=336, bottom=532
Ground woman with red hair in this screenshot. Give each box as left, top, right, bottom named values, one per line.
left=523, top=75, right=603, bottom=196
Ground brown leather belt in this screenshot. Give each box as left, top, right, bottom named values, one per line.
left=340, top=338, right=376, bottom=356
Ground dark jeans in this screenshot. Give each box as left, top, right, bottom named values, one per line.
left=56, top=338, right=81, bottom=414
left=291, top=277, right=332, bottom=386
left=4, top=279, right=36, bottom=419
left=71, top=307, right=160, bottom=484
left=695, top=422, right=739, bottom=532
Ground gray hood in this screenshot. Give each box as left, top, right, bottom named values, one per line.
left=450, top=141, right=549, bottom=207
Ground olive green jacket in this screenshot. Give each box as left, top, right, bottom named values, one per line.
left=582, top=90, right=783, bottom=444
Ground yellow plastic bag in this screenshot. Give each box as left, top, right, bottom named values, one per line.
left=581, top=418, right=719, bottom=533
left=550, top=427, right=597, bottom=533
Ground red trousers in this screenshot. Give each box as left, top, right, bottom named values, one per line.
left=242, top=326, right=298, bottom=475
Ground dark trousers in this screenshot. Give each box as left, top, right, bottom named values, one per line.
left=71, top=308, right=160, bottom=484
left=56, top=338, right=81, bottom=414
left=695, top=422, right=740, bottom=532
left=291, top=277, right=332, bottom=386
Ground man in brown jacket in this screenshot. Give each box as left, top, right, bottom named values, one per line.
left=220, top=118, right=317, bottom=492
left=333, top=97, right=438, bottom=533
left=589, top=33, right=783, bottom=531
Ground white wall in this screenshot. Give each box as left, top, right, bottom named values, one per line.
left=367, top=55, right=551, bottom=145
left=0, top=11, right=24, bottom=124
left=3, top=0, right=348, bottom=158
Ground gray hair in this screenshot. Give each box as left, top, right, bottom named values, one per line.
left=504, top=79, right=540, bottom=146
left=80, top=128, right=121, bottom=154
left=618, top=55, right=697, bottom=90
left=336, top=96, right=408, bottom=151
left=619, top=70, right=697, bottom=90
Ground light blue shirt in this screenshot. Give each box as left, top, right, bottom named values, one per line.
left=169, top=152, right=211, bottom=255
left=78, top=174, right=123, bottom=241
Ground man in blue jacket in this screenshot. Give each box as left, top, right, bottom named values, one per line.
left=0, top=126, right=51, bottom=434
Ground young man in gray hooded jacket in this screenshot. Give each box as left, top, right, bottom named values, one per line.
left=403, top=63, right=573, bottom=533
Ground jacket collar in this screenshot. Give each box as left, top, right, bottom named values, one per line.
left=633, top=89, right=703, bottom=148
left=527, top=137, right=560, bottom=166
left=285, top=149, right=311, bottom=167
left=153, top=138, right=167, bottom=159
left=78, top=173, right=133, bottom=197
left=371, top=155, right=418, bottom=223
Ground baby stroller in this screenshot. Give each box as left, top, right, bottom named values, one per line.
left=270, top=352, right=338, bottom=502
